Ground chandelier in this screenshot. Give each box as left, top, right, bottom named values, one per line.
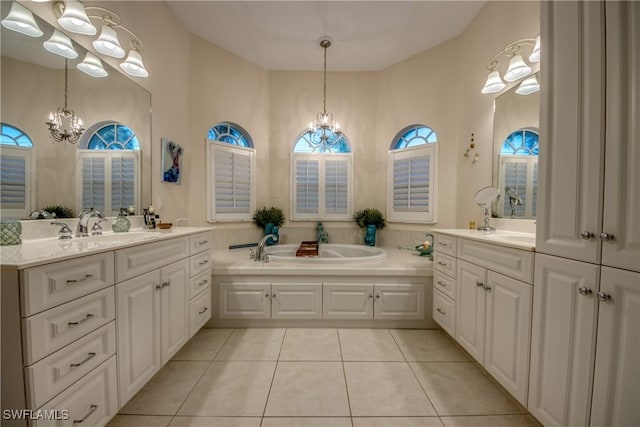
left=45, top=59, right=85, bottom=144
left=307, top=38, right=342, bottom=149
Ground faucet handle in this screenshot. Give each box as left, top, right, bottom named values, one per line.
left=91, top=219, right=106, bottom=236
left=51, top=221, right=73, bottom=240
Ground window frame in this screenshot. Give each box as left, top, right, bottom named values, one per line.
left=0, top=145, right=35, bottom=219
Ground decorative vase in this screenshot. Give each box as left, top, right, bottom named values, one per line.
left=112, top=209, right=131, bottom=233
left=264, top=222, right=279, bottom=246
left=0, top=220, right=22, bottom=245
left=364, top=224, right=377, bottom=246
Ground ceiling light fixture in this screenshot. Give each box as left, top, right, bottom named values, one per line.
left=481, top=35, right=540, bottom=95
left=45, top=58, right=85, bottom=144
left=1, top=2, right=43, bottom=37
left=529, top=34, right=541, bottom=63
left=57, top=0, right=96, bottom=36
left=515, top=75, right=540, bottom=95
left=43, top=29, right=78, bottom=59
left=307, top=38, right=342, bottom=150
left=93, top=24, right=125, bottom=58
left=77, top=52, right=108, bottom=78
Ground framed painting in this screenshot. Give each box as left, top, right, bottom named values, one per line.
left=161, top=138, right=183, bottom=184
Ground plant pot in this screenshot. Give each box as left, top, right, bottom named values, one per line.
left=264, top=222, right=279, bottom=246
left=364, top=224, right=377, bottom=246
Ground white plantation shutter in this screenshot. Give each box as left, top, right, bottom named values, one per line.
left=0, top=147, right=33, bottom=218
left=207, top=141, right=255, bottom=221
left=388, top=145, right=437, bottom=223
left=499, top=155, right=538, bottom=219
left=291, top=153, right=352, bottom=220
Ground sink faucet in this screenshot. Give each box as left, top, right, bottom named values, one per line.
left=255, top=234, right=278, bottom=262
left=76, top=208, right=105, bottom=237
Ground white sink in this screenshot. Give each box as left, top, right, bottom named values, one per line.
left=483, top=231, right=536, bottom=247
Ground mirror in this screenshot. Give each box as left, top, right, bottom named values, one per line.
left=0, top=1, right=151, bottom=218
left=491, top=78, right=540, bottom=219
left=474, top=186, right=500, bottom=231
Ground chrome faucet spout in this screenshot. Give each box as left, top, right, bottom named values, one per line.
left=76, top=209, right=105, bottom=237
left=255, top=234, right=278, bottom=262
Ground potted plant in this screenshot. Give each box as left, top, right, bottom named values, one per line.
left=353, top=208, right=386, bottom=246
left=253, top=206, right=285, bottom=245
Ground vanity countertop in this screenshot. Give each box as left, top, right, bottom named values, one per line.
left=431, top=229, right=536, bottom=251
left=0, top=227, right=211, bottom=269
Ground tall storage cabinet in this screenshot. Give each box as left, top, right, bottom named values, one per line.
left=530, top=2, right=640, bottom=426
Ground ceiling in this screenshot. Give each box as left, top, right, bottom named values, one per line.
left=166, top=1, right=486, bottom=72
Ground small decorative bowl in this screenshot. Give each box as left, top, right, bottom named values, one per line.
left=415, top=245, right=433, bottom=256
left=158, top=222, right=173, bottom=230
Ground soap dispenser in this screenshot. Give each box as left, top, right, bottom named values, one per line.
left=113, top=208, right=131, bottom=233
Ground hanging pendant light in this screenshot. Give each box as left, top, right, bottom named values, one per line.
left=57, top=0, right=96, bottom=36
left=504, top=54, right=532, bottom=82
left=93, top=24, right=125, bottom=58
left=45, top=59, right=85, bottom=144
left=529, top=34, right=541, bottom=63
left=77, top=52, right=108, bottom=78
left=120, top=47, right=148, bottom=78
left=1, top=2, right=43, bottom=37
left=43, top=29, right=78, bottom=59
left=516, top=75, right=540, bottom=95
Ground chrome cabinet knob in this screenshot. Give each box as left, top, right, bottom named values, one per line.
left=596, top=291, right=611, bottom=302
left=578, top=287, right=592, bottom=296
left=483, top=285, right=492, bottom=292
left=476, top=281, right=484, bottom=287
left=580, top=231, right=595, bottom=240
left=599, top=232, right=615, bottom=242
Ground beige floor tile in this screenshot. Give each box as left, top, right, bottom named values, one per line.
left=172, top=328, right=233, bottom=361
left=390, top=329, right=469, bottom=362
left=440, top=414, right=536, bottom=427
left=106, top=415, right=172, bottom=427
left=264, top=362, right=350, bottom=417
left=410, top=362, right=518, bottom=416
left=344, top=362, right=436, bottom=416
left=261, top=418, right=353, bottom=427
left=353, top=417, right=444, bottom=427
left=526, top=414, right=544, bottom=427
left=178, top=361, right=276, bottom=416
left=215, top=329, right=285, bottom=361
left=119, top=361, right=210, bottom=415
left=168, top=416, right=261, bottom=427
left=279, top=328, right=342, bottom=361
left=339, top=329, right=404, bottom=361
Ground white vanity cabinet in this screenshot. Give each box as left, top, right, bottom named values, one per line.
left=322, top=283, right=424, bottom=320
left=187, top=232, right=212, bottom=337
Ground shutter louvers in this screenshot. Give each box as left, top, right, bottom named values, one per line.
left=325, top=159, right=348, bottom=214
left=82, top=156, right=106, bottom=212
left=393, top=154, right=430, bottom=212
left=111, top=156, right=136, bottom=215
left=211, top=143, right=254, bottom=219
left=503, top=160, right=528, bottom=217
left=0, top=154, right=27, bottom=209
left=295, top=158, right=320, bottom=214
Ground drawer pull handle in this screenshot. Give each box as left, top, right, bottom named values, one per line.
left=163, top=281, right=170, bottom=288
left=437, top=281, right=447, bottom=287
left=198, top=260, right=209, bottom=266
left=376, top=294, right=381, bottom=299
left=156, top=284, right=163, bottom=290
left=369, top=294, right=374, bottom=299
left=66, top=274, right=95, bottom=284
left=198, top=240, right=208, bottom=245
left=68, top=313, right=95, bottom=326
left=198, top=279, right=208, bottom=287
left=438, top=242, right=449, bottom=246
left=436, top=308, right=446, bottom=315
left=198, top=306, right=209, bottom=315
left=483, top=285, right=492, bottom=292
left=476, top=281, right=484, bottom=287
left=437, top=261, right=448, bottom=266
left=73, top=404, right=98, bottom=424
left=70, top=352, right=97, bottom=368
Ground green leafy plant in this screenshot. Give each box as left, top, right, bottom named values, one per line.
left=353, top=208, right=386, bottom=229
left=43, top=205, right=75, bottom=218
left=253, top=206, right=285, bottom=228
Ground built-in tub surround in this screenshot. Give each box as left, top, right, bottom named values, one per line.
left=266, top=244, right=386, bottom=263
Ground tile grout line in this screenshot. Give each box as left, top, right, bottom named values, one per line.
left=259, top=328, right=287, bottom=425
left=336, top=329, right=355, bottom=426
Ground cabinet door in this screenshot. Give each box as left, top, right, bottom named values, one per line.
left=528, top=253, right=599, bottom=427
left=219, top=283, right=271, bottom=319
left=456, top=260, right=486, bottom=363
left=484, top=271, right=532, bottom=406
left=536, top=0, right=605, bottom=263
left=323, top=284, right=373, bottom=320
left=116, top=270, right=161, bottom=407
left=160, top=259, right=189, bottom=364
left=433, top=289, right=456, bottom=337
left=601, top=1, right=640, bottom=273
left=271, top=283, right=322, bottom=319
left=373, top=284, right=424, bottom=320
left=590, top=267, right=640, bottom=427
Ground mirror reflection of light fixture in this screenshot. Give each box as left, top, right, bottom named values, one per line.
left=57, top=0, right=96, bottom=36
left=93, top=24, right=125, bottom=58
left=120, top=41, right=148, bottom=78
left=43, top=29, right=78, bottom=59
left=45, top=59, right=85, bottom=144
left=306, top=37, right=342, bottom=150
left=516, top=75, right=540, bottom=95
left=1, top=2, right=43, bottom=37
left=77, top=52, right=108, bottom=78
left=481, top=35, right=540, bottom=95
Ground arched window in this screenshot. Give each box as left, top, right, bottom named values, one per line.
left=291, top=129, right=353, bottom=220
left=206, top=122, right=255, bottom=222
left=77, top=121, right=141, bottom=216
left=0, top=123, right=35, bottom=218
left=498, top=128, right=539, bottom=218
left=388, top=124, right=438, bottom=223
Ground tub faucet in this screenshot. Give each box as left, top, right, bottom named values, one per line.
left=76, top=209, right=105, bottom=237
left=255, top=234, right=278, bottom=262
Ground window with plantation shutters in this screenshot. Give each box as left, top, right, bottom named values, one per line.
left=1, top=123, right=35, bottom=218
left=498, top=128, right=539, bottom=219
left=388, top=125, right=438, bottom=223
left=207, top=141, right=255, bottom=222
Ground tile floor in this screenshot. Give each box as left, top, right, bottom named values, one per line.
left=107, top=328, right=543, bottom=427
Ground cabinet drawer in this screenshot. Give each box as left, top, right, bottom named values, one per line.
left=21, top=252, right=114, bottom=317
left=190, top=251, right=211, bottom=277
left=433, top=252, right=457, bottom=278
left=434, top=234, right=457, bottom=256
left=433, top=270, right=456, bottom=300
left=22, top=287, right=115, bottom=365
left=457, top=238, right=533, bottom=283
left=433, top=289, right=456, bottom=337
left=115, top=236, right=189, bottom=282
left=25, top=322, right=116, bottom=409
left=190, top=232, right=211, bottom=255
left=32, top=356, right=118, bottom=427
left=189, top=287, right=212, bottom=338
left=189, top=269, right=211, bottom=299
